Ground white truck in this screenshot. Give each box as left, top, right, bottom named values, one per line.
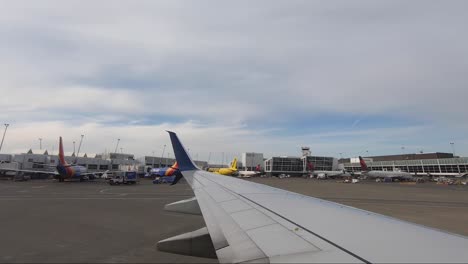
left=109, top=171, right=138, bottom=185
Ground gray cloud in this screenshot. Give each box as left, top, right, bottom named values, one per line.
left=0, top=0, right=467, bottom=156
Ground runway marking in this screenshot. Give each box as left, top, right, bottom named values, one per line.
left=31, top=185, right=46, bottom=189
left=0, top=197, right=187, bottom=200
left=99, top=188, right=110, bottom=194
left=0, top=196, right=34, bottom=198
left=98, top=188, right=190, bottom=196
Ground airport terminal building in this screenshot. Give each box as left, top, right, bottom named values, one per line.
left=264, top=155, right=337, bottom=177
left=341, top=153, right=468, bottom=176
left=242, top=152, right=264, bottom=171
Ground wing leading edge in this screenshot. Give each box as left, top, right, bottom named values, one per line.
left=160, top=131, right=468, bottom=263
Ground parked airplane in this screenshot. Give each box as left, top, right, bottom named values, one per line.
left=307, top=162, right=351, bottom=179
left=157, top=132, right=468, bottom=263
left=157, top=131, right=468, bottom=263
left=359, top=156, right=413, bottom=181
left=0, top=137, right=105, bottom=182
left=147, top=162, right=179, bottom=177
left=208, top=158, right=238, bottom=176
left=237, top=164, right=262, bottom=177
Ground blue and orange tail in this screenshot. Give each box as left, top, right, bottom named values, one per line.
left=167, top=131, right=198, bottom=172
left=167, top=131, right=198, bottom=185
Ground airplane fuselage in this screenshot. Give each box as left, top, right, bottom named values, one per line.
left=238, top=170, right=261, bottom=176
left=149, top=166, right=177, bottom=177
left=215, top=168, right=236, bottom=176
left=364, top=170, right=412, bottom=179
left=56, top=164, right=87, bottom=179
left=313, top=170, right=348, bottom=177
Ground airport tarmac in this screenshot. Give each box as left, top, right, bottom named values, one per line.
left=0, top=178, right=467, bottom=263
left=0, top=179, right=215, bottom=263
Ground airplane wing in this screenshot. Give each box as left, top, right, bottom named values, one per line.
left=0, top=167, right=58, bottom=175
left=158, top=131, right=468, bottom=263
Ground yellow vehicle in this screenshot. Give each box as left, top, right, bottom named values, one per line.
left=208, top=158, right=238, bottom=176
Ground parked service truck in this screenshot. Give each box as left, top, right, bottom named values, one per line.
left=109, top=171, right=138, bottom=185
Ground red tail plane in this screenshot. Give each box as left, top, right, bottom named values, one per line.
left=359, top=156, right=368, bottom=171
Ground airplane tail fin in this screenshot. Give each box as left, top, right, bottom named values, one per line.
left=58, top=137, right=68, bottom=166
left=359, top=156, right=368, bottom=171
left=255, top=164, right=261, bottom=172
left=167, top=131, right=198, bottom=172
left=171, top=162, right=179, bottom=170
left=230, top=158, right=238, bottom=170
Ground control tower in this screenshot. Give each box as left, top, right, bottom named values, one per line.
left=301, top=147, right=311, bottom=157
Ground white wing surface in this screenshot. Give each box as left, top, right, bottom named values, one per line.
left=0, top=167, right=58, bottom=175
left=159, top=131, right=468, bottom=263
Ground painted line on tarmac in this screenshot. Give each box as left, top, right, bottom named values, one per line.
left=0, top=196, right=34, bottom=198
left=0, top=197, right=190, bottom=200
left=99, top=188, right=111, bottom=194
left=98, top=188, right=190, bottom=196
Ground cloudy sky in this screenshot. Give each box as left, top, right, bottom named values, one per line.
left=1, top=0, right=467, bottom=163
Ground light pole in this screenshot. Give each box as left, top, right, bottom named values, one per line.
left=120, top=147, right=123, bottom=154
left=166, top=152, right=170, bottom=166
left=160, top=144, right=166, bottom=167
left=39, top=138, right=42, bottom=150
left=450, top=142, right=455, bottom=156
left=77, top=134, right=84, bottom=156
left=73, top=141, right=76, bottom=154
left=114, top=138, right=120, bottom=153
left=0, top=124, right=9, bottom=153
